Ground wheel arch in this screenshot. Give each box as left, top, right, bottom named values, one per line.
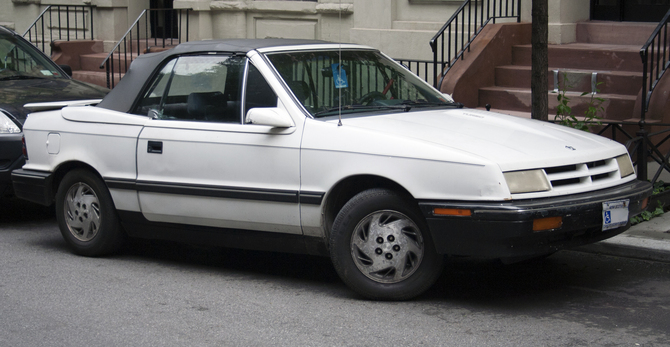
left=321, top=174, right=418, bottom=239
left=49, top=161, right=106, bottom=204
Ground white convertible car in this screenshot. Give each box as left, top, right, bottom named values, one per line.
left=12, top=39, right=652, bottom=300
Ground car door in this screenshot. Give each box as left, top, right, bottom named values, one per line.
left=134, top=54, right=302, bottom=234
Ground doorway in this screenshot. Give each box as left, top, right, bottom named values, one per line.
left=591, top=0, right=670, bottom=22
left=150, top=0, right=178, bottom=38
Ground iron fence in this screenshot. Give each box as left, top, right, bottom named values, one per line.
left=430, top=0, right=520, bottom=89
left=635, top=7, right=670, bottom=182
left=23, top=5, right=95, bottom=56
left=100, top=8, right=190, bottom=88
left=395, top=59, right=436, bottom=87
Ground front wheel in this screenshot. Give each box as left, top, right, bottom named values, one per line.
left=329, top=189, right=443, bottom=300
left=55, top=169, right=125, bottom=256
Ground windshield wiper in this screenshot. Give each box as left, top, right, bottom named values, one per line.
left=399, top=100, right=464, bottom=109
left=313, top=104, right=411, bottom=117
left=0, top=75, right=47, bottom=81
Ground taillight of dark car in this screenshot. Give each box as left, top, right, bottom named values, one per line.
left=22, top=135, right=28, bottom=160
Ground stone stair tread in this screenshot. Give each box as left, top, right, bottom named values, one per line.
left=621, top=118, right=662, bottom=123
left=480, top=86, right=638, bottom=100
left=81, top=52, right=142, bottom=58
left=475, top=107, right=534, bottom=119
left=514, top=43, right=642, bottom=51
left=577, top=21, right=657, bottom=45
left=496, top=64, right=643, bottom=76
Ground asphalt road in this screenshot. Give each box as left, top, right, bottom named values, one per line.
left=1, top=198, right=669, bottom=346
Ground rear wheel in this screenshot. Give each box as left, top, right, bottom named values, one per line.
left=329, top=188, right=443, bottom=300
left=55, top=169, right=125, bottom=256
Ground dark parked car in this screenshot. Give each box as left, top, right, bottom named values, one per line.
left=0, top=26, right=108, bottom=198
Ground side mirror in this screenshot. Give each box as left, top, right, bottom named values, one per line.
left=245, top=107, right=295, bottom=128
left=59, top=64, right=73, bottom=77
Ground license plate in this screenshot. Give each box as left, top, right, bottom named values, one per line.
left=602, top=199, right=629, bottom=231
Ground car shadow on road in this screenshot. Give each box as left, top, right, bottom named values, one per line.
left=118, top=237, right=641, bottom=305
left=0, top=196, right=55, bottom=223
left=120, top=237, right=344, bottom=286
left=6, top=199, right=655, bottom=304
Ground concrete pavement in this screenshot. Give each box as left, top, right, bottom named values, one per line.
left=575, top=211, right=670, bottom=263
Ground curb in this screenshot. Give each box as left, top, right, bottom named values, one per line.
left=574, top=233, right=670, bottom=263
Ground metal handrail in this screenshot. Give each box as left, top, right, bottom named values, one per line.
left=640, top=8, right=670, bottom=121
left=99, top=9, right=148, bottom=68
left=429, top=0, right=520, bottom=89
left=99, top=8, right=190, bottom=88
left=23, top=5, right=95, bottom=54
left=635, top=7, right=670, bottom=181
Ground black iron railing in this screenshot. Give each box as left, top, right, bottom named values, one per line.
left=430, top=0, right=520, bottom=89
left=23, top=5, right=95, bottom=55
left=634, top=8, right=670, bottom=181
left=100, top=8, right=190, bottom=88
left=395, top=59, right=436, bottom=86
left=640, top=9, right=670, bottom=123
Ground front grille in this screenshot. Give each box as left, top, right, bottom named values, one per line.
left=543, top=157, right=621, bottom=191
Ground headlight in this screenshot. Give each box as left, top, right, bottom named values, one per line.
left=615, top=154, right=635, bottom=178
left=503, top=169, right=551, bottom=194
left=0, top=111, right=21, bottom=134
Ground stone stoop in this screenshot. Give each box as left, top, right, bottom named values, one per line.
left=478, top=21, right=657, bottom=122
left=52, top=38, right=180, bottom=88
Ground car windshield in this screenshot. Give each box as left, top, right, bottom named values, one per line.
left=266, top=49, right=458, bottom=118
left=0, top=32, right=65, bottom=81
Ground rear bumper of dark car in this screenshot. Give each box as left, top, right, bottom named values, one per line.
left=0, top=133, right=25, bottom=197
left=419, top=180, right=652, bottom=259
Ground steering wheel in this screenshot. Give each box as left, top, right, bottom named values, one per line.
left=358, top=91, right=387, bottom=105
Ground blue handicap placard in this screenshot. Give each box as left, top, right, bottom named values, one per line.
left=331, top=63, right=349, bottom=89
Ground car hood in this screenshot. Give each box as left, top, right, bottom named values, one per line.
left=0, top=78, right=108, bottom=124
left=332, top=108, right=625, bottom=172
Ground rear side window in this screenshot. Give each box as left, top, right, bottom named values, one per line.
left=133, top=55, right=245, bottom=123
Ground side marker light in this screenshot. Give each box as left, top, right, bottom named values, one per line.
left=22, top=136, right=28, bottom=160
left=433, top=208, right=472, bottom=217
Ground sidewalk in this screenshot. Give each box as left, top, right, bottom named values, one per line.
left=575, top=212, right=670, bottom=263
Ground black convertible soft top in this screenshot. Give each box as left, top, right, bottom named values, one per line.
left=96, top=39, right=329, bottom=113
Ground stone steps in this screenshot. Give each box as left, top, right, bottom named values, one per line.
left=494, top=65, right=643, bottom=95
left=52, top=38, right=178, bottom=88
left=479, top=87, right=637, bottom=121
left=477, top=21, right=656, bottom=122
left=511, top=43, right=643, bottom=72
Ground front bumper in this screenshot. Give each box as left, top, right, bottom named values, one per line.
left=419, top=180, right=652, bottom=259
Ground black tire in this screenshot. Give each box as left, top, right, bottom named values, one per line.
left=329, top=188, right=443, bottom=300
left=55, top=169, right=125, bottom=256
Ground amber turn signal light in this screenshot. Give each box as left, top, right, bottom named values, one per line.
left=641, top=197, right=649, bottom=210
left=433, top=208, right=471, bottom=217
left=533, top=216, right=563, bottom=231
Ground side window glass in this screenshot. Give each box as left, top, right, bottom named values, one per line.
left=134, top=55, right=245, bottom=123
left=134, top=59, right=176, bottom=116
left=244, top=63, right=277, bottom=119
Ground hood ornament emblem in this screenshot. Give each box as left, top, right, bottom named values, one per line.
left=565, top=145, right=576, bottom=151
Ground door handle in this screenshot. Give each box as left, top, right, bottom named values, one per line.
left=147, top=141, right=163, bottom=154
